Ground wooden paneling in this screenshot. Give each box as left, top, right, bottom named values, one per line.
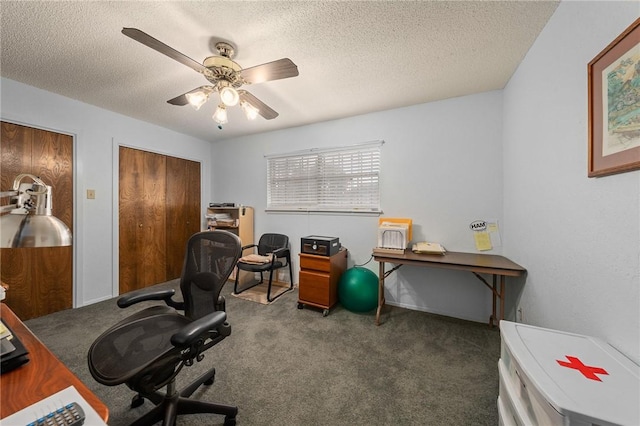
left=119, top=147, right=167, bottom=293
left=119, top=147, right=144, bottom=294
left=119, top=147, right=200, bottom=293
left=165, top=156, right=200, bottom=279
left=33, top=128, right=73, bottom=225
left=0, top=123, right=32, bottom=201
left=141, top=151, right=167, bottom=287
left=0, top=122, right=73, bottom=320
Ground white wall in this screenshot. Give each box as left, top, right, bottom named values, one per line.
left=503, top=1, right=640, bottom=362
left=212, top=91, right=505, bottom=323
left=1, top=78, right=213, bottom=306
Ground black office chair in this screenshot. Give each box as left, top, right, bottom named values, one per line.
left=234, top=233, right=294, bottom=302
left=88, top=230, right=242, bottom=426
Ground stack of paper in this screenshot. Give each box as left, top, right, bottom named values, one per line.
left=1, top=319, right=16, bottom=356
left=206, top=213, right=236, bottom=227
left=412, top=242, right=446, bottom=255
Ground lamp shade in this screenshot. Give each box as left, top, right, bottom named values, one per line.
left=185, top=91, right=209, bottom=110
left=0, top=213, right=72, bottom=248
left=0, top=174, right=72, bottom=248
left=213, top=104, right=228, bottom=124
left=220, top=86, right=239, bottom=106
left=241, top=101, right=259, bottom=120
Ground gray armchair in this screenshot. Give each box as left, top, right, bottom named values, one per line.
left=234, top=233, right=294, bottom=302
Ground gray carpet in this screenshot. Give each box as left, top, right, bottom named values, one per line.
left=25, top=280, right=501, bottom=425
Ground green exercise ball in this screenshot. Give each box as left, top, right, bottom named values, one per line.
left=338, top=267, right=379, bottom=313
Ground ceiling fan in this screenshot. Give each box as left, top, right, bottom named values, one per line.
left=122, top=27, right=299, bottom=125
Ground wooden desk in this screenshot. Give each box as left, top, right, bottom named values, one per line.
left=0, top=303, right=109, bottom=421
left=373, top=250, right=526, bottom=327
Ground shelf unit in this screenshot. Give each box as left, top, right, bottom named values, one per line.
left=206, top=206, right=254, bottom=285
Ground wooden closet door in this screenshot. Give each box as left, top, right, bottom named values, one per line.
left=119, top=147, right=144, bottom=293
left=119, top=147, right=167, bottom=293
left=0, top=122, right=73, bottom=320
left=165, top=157, right=201, bottom=279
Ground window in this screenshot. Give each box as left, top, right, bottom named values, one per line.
left=267, top=141, right=382, bottom=213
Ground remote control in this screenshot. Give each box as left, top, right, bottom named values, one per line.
left=25, top=401, right=85, bottom=426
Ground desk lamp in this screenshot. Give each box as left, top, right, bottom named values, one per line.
left=0, top=173, right=72, bottom=248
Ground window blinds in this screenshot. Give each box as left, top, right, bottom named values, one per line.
left=267, top=141, right=382, bottom=213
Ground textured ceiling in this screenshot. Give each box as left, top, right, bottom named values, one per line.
left=0, top=1, right=559, bottom=143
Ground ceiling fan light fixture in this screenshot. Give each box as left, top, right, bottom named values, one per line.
left=185, top=91, right=209, bottom=110
left=121, top=29, right=298, bottom=125
left=220, top=86, right=239, bottom=107
left=241, top=101, right=259, bottom=120
left=213, top=104, right=228, bottom=125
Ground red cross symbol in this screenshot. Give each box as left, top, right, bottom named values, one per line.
left=556, top=355, right=609, bottom=381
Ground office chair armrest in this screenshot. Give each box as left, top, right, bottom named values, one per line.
left=117, top=288, right=177, bottom=309
left=171, top=311, right=228, bottom=347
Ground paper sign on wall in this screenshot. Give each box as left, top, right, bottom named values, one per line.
left=470, top=220, right=501, bottom=251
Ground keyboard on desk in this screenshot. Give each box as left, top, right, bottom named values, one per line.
left=25, top=401, right=85, bottom=426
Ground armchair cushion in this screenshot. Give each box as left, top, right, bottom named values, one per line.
left=239, top=253, right=272, bottom=264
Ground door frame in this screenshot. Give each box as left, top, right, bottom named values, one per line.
left=0, top=117, right=80, bottom=308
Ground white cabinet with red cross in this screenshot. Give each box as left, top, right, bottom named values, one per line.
left=498, top=321, right=639, bottom=426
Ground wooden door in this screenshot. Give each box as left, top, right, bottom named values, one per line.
left=119, top=147, right=200, bottom=294
left=0, top=122, right=73, bottom=320
left=166, top=156, right=201, bottom=279
left=119, top=147, right=166, bottom=293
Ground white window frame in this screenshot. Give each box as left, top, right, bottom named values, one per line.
left=266, top=140, right=383, bottom=214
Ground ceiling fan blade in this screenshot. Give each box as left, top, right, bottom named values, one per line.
left=166, top=86, right=215, bottom=106
left=239, top=90, right=279, bottom=120
left=240, top=58, right=299, bottom=85
left=122, top=28, right=212, bottom=77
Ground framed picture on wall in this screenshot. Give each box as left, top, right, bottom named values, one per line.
left=588, top=17, right=640, bottom=177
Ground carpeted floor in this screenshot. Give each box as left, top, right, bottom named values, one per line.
left=231, top=280, right=295, bottom=305
left=25, top=280, right=501, bottom=425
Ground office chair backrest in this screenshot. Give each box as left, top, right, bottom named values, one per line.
left=257, top=233, right=289, bottom=257
left=180, top=230, right=242, bottom=320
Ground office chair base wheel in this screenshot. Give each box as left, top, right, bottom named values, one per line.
left=224, top=416, right=236, bottom=426
left=131, top=394, right=145, bottom=408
